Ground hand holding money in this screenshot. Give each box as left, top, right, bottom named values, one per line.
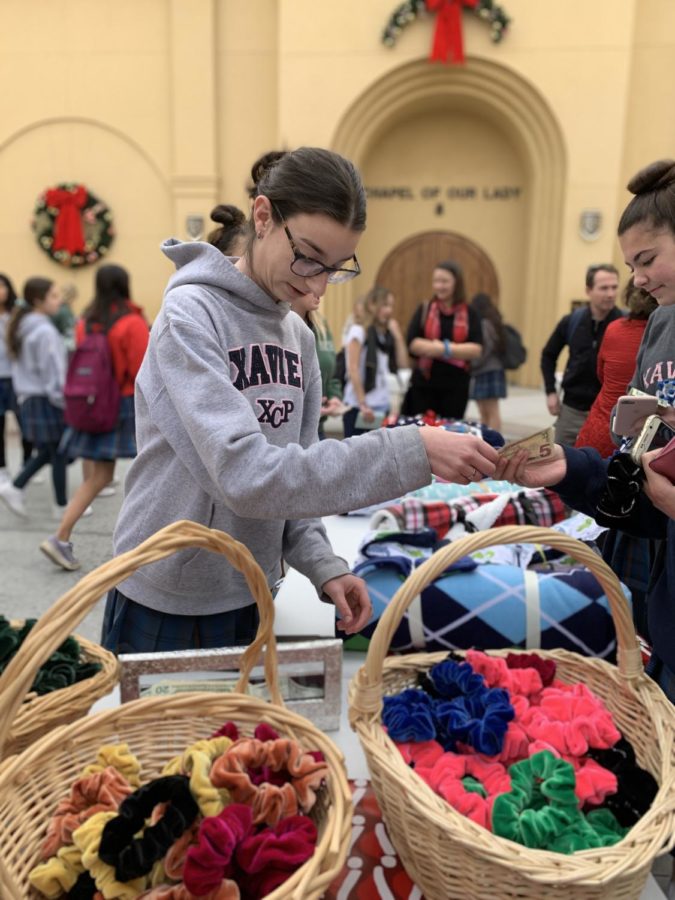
left=495, top=428, right=567, bottom=488
left=498, top=427, right=556, bottom=463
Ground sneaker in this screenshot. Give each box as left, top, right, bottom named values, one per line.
left=0, top=467, right=10, bottom=484
left=97, top=485, right=116, bottom=498
left=39, top=536, right=81, bottom=571
left=82, top=504, right=93, bottom=517
left=0, top=481, right=27, bottom=517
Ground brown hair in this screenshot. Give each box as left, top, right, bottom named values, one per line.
left=434, top=260, right=466, bottom=305
left=470, top=292, right=507, bottom=358
left=7, top=277, right=53, bottom=358
left=618, top=159, right=675, bottom=236
left=245, top=147, right=367, bottom=255
left=623, top=279, right=658, bottom=320
left=207, top=204, right=247, bottom=255
left=362, top=286, right=393, bottom=329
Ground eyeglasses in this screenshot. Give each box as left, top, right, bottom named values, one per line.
left=273, top=205, right=361, bottom=284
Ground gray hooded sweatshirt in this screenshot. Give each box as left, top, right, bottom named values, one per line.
left=11, top=312, right=66, bottom=408
left=114, top=239, right=431, bottom=615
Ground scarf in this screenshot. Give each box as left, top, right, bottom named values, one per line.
left=419, top=299, right=470, bottom=378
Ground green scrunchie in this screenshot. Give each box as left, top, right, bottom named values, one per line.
left=492, top=751, right=628, bottom=853
left=462, top=776, right=489, bottom=798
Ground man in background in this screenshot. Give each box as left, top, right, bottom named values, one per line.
left=541, top=264, right=622, bottom=445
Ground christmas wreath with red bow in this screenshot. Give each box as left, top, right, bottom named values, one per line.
left=382, top=0, right=510, bottom=64
left=32, top=182, right=115, bottom=268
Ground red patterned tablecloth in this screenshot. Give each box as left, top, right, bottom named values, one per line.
left=325, top=779, right=425, bottom=899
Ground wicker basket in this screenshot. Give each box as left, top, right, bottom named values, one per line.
left=0, top=619, right=119, bottom=759
left=0, top=520, right=352, bottom=900
left=349, top=525, right=675, bottom=900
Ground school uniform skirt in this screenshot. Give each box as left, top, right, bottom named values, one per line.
left=0, top=378, right=17, bottom=416
left=469, top=368, right=507, bottom=401
left=62, top=395, right=137, bottom=461
left=18, top=396, right=65, bottom=445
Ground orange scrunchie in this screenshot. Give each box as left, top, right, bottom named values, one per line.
left=210, top=738, right=328, bottom=825
left=136, top=880, right=240, bottom=899
left=41, top=766, right=133, bottom=860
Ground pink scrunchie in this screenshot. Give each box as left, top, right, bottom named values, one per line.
left=525, top=741, right=618, bottom=806
left=183, top=804, right=253, bottom=897
left=414, top=753, right=511, bottom=829
left=41, top=766, right=132, bottom=859
left=395, top=739, right=445, bottom=769
left=466, top=650, right=544, bottom=698
left=520, top=682, right=621, bottom=757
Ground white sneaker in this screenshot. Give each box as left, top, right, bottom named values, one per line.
left=0, top=481, right=27, bottom=517
left=97, top=485, right=116, bottom=498
left=82, top=504, right=93, bottom=517
left=0, top=468, right=10, bottom=485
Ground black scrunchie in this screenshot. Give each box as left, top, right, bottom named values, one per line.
left=595, top=453, right=644, bottom=525
left=67, top=871, right=97, bottom=899
left=586, top=737, right=659, bottom=827
left=99, top=775, right=199, bottom=881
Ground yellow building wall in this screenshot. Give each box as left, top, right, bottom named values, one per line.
left=1, top=0, right=674, bottom=386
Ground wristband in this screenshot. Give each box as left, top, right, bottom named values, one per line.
left=443, top=339, right=453, bottom=359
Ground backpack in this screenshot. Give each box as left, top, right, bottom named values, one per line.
left=501, top=324, right=527, bottom=370
left=566, top=307, right=587, bottom=346
left=64, top=323, right=121, bottom=434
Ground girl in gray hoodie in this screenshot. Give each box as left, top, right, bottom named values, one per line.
left=107, top=148, right=500, bottom=653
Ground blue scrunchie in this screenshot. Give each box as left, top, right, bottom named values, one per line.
left=383, top=689, right=437, bottom=742
left=428, top=660, right=486, bottom=700
left=435, top=687, right=514, bottom=755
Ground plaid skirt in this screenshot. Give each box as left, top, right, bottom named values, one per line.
left=62, top=395, right=137, bottom=461
left=18, top=396, right=65, bottom=445
left=0, top=378, right=17, bottom=416
left=470, top=368, right=507, bottom=400
left=101, top=588, right=261, bottom=654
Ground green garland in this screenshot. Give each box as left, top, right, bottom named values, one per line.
left=382, top=0, right=510, bottom=49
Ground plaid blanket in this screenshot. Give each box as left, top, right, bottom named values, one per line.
left=379, top=490, right=569, bottom=540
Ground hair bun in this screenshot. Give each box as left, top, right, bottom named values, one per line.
left=249, top=151, right=286, bottom=192
left=210, top=204, right=246, bottom=227
left=627, top=159, right=675, bottom=195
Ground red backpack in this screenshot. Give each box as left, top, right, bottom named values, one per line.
left=64, top=321, right=122, bottom=434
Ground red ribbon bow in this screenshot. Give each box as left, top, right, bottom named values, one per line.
left=45, top=185, right=87, bottom=255
left=425, top=0, right=479, bottom=64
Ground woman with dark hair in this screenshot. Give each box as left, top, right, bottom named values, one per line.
left=207, top=204, right=248, bottom=256
left=40, top=264, right=149, bottom=571
left=468, top=292, right=508, bottom=431
left=0, top=273, right=33, bottom=481
left=575, top=281, right=658, bottom=457
left=496, top=158, right=675, bottom=705
left=103, top=147, right=499, bottom=653
left=402, top=259, right=483, bottom=420
left=0, top=277, right=67, bottom=517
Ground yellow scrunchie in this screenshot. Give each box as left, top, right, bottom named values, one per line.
left=81, top=743, right=142, bottom=787
left=72, top=810, right=147, bottom=900
left=29, top=843, right=84, bottom=899
left=162, top=737, right=232, bottom=817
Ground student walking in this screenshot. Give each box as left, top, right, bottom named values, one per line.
left=0, top=273, right=33, bottom=482
left=40, top=265, right=149, bottom=571
left=104, top=147, right=499, bottom=654
left=0, top=278, right=68, bottom=517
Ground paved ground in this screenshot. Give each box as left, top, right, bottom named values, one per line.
left=0, top=385, right=554, bottom=644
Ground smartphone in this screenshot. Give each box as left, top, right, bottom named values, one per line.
left=613, top=395, right=660, bottom=435
left=649, top=436, right=675, bottom=483
left=629, top=415, right=675, bottom=464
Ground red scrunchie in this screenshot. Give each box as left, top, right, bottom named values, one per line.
left=235, top=815, right=317, bottom=897
left=183, top=804, right=253, bottom=897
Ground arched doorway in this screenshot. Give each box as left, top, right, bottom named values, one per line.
left=376, top=230, right=499, bottom=331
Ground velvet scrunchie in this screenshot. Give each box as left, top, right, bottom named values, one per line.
left=235, top=814, right=317, bottom=898
left=136, top=881, right=240, bottom=899
left=414, top=752, right=511, bottom=829
left=81, top=743, right=142, bottom=787
left=505, top=652, right=556, bottom=686
left=382, top=689, right=437, bottom=743
left=434, top=687, right=514, bottom=755
left=98, top=775, right=199, bottom=881
left=162, top=737, right=233, bottom=816
left=491, top=751, right=580, bottom=849
left=209, top=738, right=328, bottom=824
left=520, top=683, right=621, bottom=757
left=29, top=842, right=85, bottom=898
left=183, top=803, right=253, bottom=896
left=72, top=811, right=148, bottom=900
left=587, top=737, right=659, bottom=827
left=465, top=650, right=543, bottom=698
left=423, top=659, right=486, bottom=700
left=41, top=766, right=132, bottom=860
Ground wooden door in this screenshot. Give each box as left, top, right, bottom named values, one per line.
left=375, top=231, right=500, bottom=335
